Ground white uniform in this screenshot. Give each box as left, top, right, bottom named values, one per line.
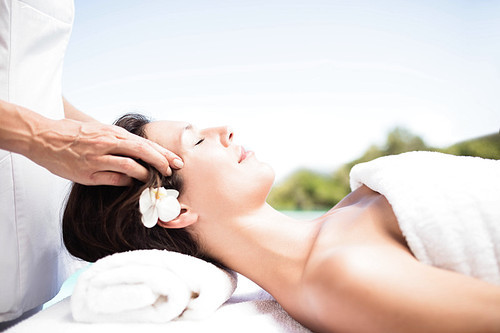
left=0, top=0, right=76, bottom=322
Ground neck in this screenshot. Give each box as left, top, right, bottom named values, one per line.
left=196, top=204, right=321, bottom=300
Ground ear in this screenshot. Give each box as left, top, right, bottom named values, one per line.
left=157, top=203, right=199, bottom=229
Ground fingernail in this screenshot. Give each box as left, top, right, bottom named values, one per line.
left=173, top=159, right=184, bottom=168
left=166, top=166, right=172, bottom=176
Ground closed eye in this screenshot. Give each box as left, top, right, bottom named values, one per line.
left=195, top=138, right=205, bottom=146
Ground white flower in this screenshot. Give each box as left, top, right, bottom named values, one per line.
left=139, top=187, right=181, bottom=228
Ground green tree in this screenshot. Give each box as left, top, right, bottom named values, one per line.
left=268, top=127, right=499, bottom=211
left=439, top=133, right=500, bottom=159
left=267, top=169, right=342, bottom=210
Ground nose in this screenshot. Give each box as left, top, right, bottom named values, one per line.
left=204, top=126, right=234, bottom=147
left=219, top=126, right=234, bottom=147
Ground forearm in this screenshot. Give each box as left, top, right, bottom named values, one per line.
left=0, top=98, right=177, bottom=185
left=63, top=97, right=96, bottom=122
left=0, top=99, right=56, bottom=157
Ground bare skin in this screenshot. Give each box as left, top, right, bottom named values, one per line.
left=145, top=121, right=500, bottom=333
left=200, top=186, right=500, bottom=333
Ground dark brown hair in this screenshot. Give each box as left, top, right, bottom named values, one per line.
left=62, top=113, right=203, bottom=262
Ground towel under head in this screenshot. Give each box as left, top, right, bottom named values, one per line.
left=71, top=249, right=237, bottom=323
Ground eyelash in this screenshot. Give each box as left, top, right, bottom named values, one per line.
left=195, top=138, right=205, bottom=146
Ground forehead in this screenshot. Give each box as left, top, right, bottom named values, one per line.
left=144, top=120, right=189, bottom=152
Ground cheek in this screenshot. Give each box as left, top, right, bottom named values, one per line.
left=180, top=161, right=227, bottom=209
left=181, top=158, right=275, bottom=213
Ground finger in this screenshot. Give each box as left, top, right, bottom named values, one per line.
left=134, top=138, right=183, bottom=170
left=113, top=135, right=177, bottom=176
left=90, top=171, right=133, bottom=186
left=149, top=141, right=184, bottom=169
left=99, top=155, right=151, bottom=182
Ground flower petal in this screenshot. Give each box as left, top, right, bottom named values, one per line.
left=139, top=188, right=159, bottom=228
left=157, top=196, right=181, bottom=222
left=139, top=188, right=154, bottom=213
left=141, top=206, right=159, bottom=228
left=164, top=189, right=179, bottom=199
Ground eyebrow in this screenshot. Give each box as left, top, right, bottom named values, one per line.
left=182, top=124, right=194, bottom=137
left=180, top=124, right=194, bottom=146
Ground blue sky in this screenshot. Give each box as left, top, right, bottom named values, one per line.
left=63, top=0, right=500, bottom=181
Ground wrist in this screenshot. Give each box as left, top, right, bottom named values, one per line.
left=28, top=117, right=82, bottom=164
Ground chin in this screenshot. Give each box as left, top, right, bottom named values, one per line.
left=261, top=163, right=276, bottom=195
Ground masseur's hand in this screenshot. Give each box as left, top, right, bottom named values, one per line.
left=30, top=118, right=183, bottom=186
left=0, top=100, right=182, bottom=186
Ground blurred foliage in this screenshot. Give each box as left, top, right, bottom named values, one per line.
left=440, top=133, right=500, bottom=159
left=267, top=128, right=500, bottom=211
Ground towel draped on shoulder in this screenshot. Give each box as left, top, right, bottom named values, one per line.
left=350, top=151, right=500, bottom=285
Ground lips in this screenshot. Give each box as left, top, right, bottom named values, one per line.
left=239, top=146, right=248, bottom=163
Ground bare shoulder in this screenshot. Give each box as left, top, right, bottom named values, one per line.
left=300, top=244, right=500, bottom=333
left=300, top=245, right=399, bottom=332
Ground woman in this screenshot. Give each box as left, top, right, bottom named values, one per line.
left=63, top=113, right=500, bottom=333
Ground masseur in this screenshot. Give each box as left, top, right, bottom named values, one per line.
left=0, top=0, right=182, bottom=328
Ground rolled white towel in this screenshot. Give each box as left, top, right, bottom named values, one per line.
left=71, top=249, right=237, bottom=323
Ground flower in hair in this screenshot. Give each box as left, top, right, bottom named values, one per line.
left=139, top=187, right=181, bottom=228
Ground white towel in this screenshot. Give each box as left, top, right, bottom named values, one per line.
left=71, top=249, right=237, bottom=323
left=350, top=151, right=500, bottom=285
left=6, top=274, right=311, bottom=333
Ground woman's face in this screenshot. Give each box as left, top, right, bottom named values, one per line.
left=145, top=121, right=275, bottom=219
